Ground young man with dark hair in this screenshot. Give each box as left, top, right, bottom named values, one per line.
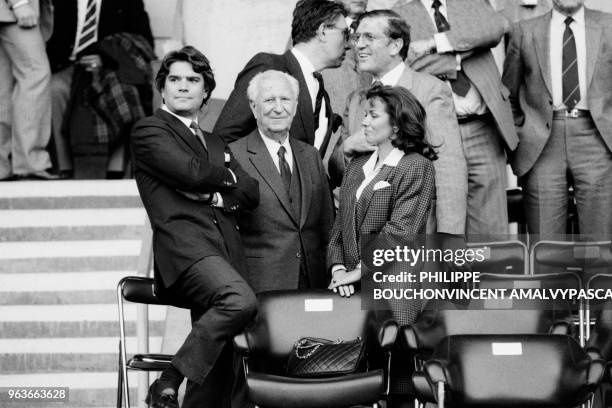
left=131, top=45, right=259, bottom=408
left=213, top=0, right=349, bottom=183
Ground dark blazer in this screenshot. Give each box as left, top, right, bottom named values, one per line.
left=131, top=109, right=259, bottom=288
left=328, top=152, right=435, bottom=271
left=502, top=8, right=612, bottom=177
left=392, top=0, right=518, bottom=151
left=46, top=0, right=153, bottom=73
left=213, top=51, right=315, bottom=145
left=230, top=130, right=334, bottom=293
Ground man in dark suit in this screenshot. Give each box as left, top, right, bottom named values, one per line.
left=230, top=70, right=334, bottom=294
left=213, top=0, right=348, bottom=185
left=47, top=0, right=154, bottom=178
left=131, top=46, right=259, bottom=408
left=393, top=0, right=518, bottom=238
left=502, top=0, right=612, bottom=238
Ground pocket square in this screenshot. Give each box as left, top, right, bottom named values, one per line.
left=373, top=180, right=391, bottom=191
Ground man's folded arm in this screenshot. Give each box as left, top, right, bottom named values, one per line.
left=131, top=122, right=237, bottom=192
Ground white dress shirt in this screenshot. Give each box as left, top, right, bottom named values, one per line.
left=291, top=48, right=329, bottom=149
left=420, top=0, right=487, bottom=116
left=259, top=131, right=294, bottom=174
left=550, top=7, right=588, bottom=110
left=376, top=61, right=406, bottom=86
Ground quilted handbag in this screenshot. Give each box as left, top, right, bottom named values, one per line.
left=286, top=336, right=366, bottom=378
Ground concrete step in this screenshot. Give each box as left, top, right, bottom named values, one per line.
left=0, top=225, right=144, bottom=242
left=0, top=320, right=165, bottom=339
left=0, top=303, right=167, bottom=322
left=0, top=256, right=140, bottom=273
left=0, top=290, right=117, bottom=305
left=0, top=372, right=152, bottom=408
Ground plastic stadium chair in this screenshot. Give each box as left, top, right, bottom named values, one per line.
left=233, top=290, right=398, bottom=408
left=116, top=276, right=173, bottom=408
left=467, top=240, right=528, bottom=275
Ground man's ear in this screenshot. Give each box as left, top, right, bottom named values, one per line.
left=389, top=38, right=404, bottom=58
left=248, top=100, right=257, bottom=116
left=317, top=23, right=328, bottom=42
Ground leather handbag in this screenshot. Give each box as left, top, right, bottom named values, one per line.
left=286, top=336, right=366, bottom=378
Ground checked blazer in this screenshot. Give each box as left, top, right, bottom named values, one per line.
left=327, top=151, right=435, bottom=326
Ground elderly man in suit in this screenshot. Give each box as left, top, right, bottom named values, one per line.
left=214, top=0, right=349, bottom=185
left=340, top=9, right=467, bottom=238
left=0, top=0, right=54, bottom=180
left=131, top=46, right=259, bottom=408
left=502, top=0, right=612, bottom=238
left=230, top=70, right=334, bottom=294
left=393, top=0, right=518, bottom=238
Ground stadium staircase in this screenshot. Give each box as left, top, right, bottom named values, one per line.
left=0, top=180, right=167, bottom=408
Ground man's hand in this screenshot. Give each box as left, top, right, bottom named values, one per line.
left=13, top=3, right=37, bottom=28
left=78, top=54, right=103, bottom=72
left=343, top=130, right=375, bottom=158
left=409, top=39, right=436, bottom=61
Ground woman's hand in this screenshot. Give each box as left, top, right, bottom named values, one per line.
left=328, top=267, right=362, bottom=297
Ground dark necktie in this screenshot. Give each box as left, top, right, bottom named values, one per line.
left=190, top=121, right=207, bottom=150
left=277, top=145, right=291, bottom=193
left=562, top=16, right=580, bottom=110
left=75, top=0, right=99, bottom=54
left=431, top=0, right=471, bottom=97
left=312, top=71, right=331, bottom=131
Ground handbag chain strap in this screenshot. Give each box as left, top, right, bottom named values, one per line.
left=294, top=338, right=357, bottom=359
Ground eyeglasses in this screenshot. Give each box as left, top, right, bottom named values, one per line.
left=350, top=32, right=388, bottom=45
left=324, top=25, right=350, bottom=42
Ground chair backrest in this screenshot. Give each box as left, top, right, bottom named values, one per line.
left=426, top=334, right=602, bottom=408
left=410, top=274, right=577, bottom=352
left=119, top=276, right=166, bottom=305
left=531, top=240, right=612, bottom=279
left=467, top=240, right=528, bottom=275
left=244, top=290, right=385, bottom=372
left=585, top=274, right=612, bottom=360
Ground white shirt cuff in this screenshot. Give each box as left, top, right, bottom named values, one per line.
left=434, top=32, right=454, bottom=53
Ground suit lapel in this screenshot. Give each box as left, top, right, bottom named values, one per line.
left=155, top=109, right=207, bottom=157
left=533, top=12, right=553, bottom=97
left=355, top=165, right=393, bottom=232
left=411, top=1, right=437, bottom=38
left=284, top=51, right=315, bottom=144
left=397, top=64, right=414, bottom=90
left=291, top=139, right=311, bottom=228
left=247, top=131, right=299, bottom=226
left=585, top=8, right=602, bottom=90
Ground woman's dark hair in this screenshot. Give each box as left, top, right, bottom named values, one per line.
left=155, top=46, right=216, bottom=107
left=366, top=84, right=438, bottom=161
left=291, top=0, right=347, bottom=45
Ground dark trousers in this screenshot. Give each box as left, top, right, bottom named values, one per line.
left=158, top=255, right=257, bottom=408
left=522, top=116, right=612, bottom=239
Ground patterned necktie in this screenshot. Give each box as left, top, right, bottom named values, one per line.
left=190, top=121, right=207, bottom=150
left=312, top=71, right=331, bottom=130
left=562, top=16, right=580, bottom=110
left=277, top=146, right=291, bottom=193
left=431, top=0, right=471, bottom=97
left=75, top=0, right=99, bottom=54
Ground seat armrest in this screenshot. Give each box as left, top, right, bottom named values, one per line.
left=587, top=358, right=606, bottom=388
left=424, top=359, right=449, bottom=386
left=550, top=319, right=572, bottom=335
left=233, top=332, right=249, bottom=355
left=402, top=325, right=419, bottom=350
left=375, top=318, right=398, bottom=350
left=412, top=371, right=436, bottom=403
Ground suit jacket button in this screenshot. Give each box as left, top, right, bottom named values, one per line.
left=546, top=122, right=550, bottom=129
left=296, top=252, right=301, bottom=258
left=213, top=219, right=218, bottom=225
left=235, top=225, right=240, bottom=231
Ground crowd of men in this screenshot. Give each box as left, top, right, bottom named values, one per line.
left=128, top=0, right=612, bottom=407
left=2, top=0, right=612, bottom=407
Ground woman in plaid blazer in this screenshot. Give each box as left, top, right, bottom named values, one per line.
left=328, top=84, right=437, bottom=326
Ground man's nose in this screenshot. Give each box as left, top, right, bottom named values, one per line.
left=272, top=98, right=284, bottom=112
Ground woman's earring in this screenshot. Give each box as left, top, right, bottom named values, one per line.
left=392, top=126, right=399, bottom=133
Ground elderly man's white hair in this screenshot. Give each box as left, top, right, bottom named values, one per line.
left=247, top=70, right=300, bottom=102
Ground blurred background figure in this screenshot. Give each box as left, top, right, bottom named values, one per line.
left=46, top=0, right=154, bottom=179
left=0, top=0, right=55, bottom=180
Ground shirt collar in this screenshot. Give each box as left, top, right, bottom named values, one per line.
left=259, top=130, right=291, bottom=154
left=551, top=5, right=585, bottom=27
left=421, top=0, right=446, bottom=10
left=375, top=62, right=406, bottom=86
left=291, top=48, right=317, bottom=79
left=162, top=105, right=198, bottom=130
left=363, top=147, right=404, bottom=174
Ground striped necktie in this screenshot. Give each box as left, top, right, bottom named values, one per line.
left=431, top=0, right=471, bottom=97
left=75, top=0, right=99, bottom=54
left=277, top=146, right=291, bottom=193
left=562, top=16, right=580, bottom=110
